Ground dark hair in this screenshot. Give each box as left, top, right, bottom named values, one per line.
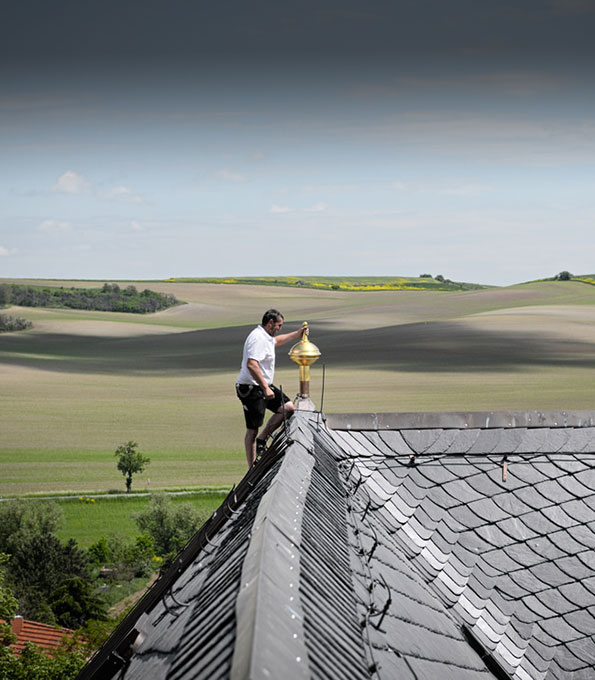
left=262, top=309, right=284, bottom=326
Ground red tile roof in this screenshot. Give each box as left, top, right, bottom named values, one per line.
left=7, top=616, right=75, bottom=656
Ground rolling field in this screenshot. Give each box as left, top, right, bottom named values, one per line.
left=2, top=279, right=595, bottom=495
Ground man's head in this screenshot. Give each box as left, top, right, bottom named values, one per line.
left=262, top=309, right=284, bottom=336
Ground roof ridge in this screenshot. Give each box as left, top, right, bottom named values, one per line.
left=327, top=411, right=595, bottom=431
left=230, top=419, right=314, bottom=680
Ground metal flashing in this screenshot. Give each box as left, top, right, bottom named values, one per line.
left=326, top=411, right=595, bottom=431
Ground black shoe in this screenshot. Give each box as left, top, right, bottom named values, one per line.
left=256, top=438, right=267, bottom=457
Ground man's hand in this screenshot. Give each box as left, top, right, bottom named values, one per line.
left=275, top=322, right=311, bottom=347
left=264, top=385, right=275, bottom=400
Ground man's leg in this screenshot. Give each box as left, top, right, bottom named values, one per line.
left=244, top=428, right=258, bottom=467
left=258, top=400, right=295, bottom=440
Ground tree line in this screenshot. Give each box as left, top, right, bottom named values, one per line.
left=0, top=283, right=179, bottom=314
left=0, top=494, right=206, bottom=679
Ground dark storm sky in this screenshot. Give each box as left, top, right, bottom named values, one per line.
left=1, top=1, right=595, bottom=283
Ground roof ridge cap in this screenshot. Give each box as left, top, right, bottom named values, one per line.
left=327, top=411, right=595, bottom=431
left=231, top=422, right=314, bottom=680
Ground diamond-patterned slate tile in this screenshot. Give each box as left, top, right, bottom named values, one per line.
left=492, top=491, right=534, bottom=516
left=443, top=429, right=482, bottom=455
left=565, top=635, right=595, bottom=668
left=328, top=421, right=595, bottom=680
left=449, top=504, right=492, bottom=530
left=563, top=498, right=595, bottom=523
left=567, top=522, right=595, bottom=549
left=406, top=656, right=493, bottom=680
left=474, top=523, right=517, bottom=549
left=378, top=460, right=411, bottom=486
left=503, top=541, right=545, bottom=569
left=511, top=485, right=552, bottom=511
left=401, top=472, right=432, bottom=502
left=466, top=497, right=511, bottom=523
left=452, top=542, right=480, bottom=570
left=490, top=428, right=527, bottom=454
left=558, top=581, right=595, bottom=609
left=494, top=633, right=528, bottom=669
left=558, top=428, right=595, bottom=454
left=540, top=615, right=585, bottom=644
left=531, top=561, right=576, bottom=589
left=514, top=601, right=539, bottom=625
left=377, top=430, right=416, bottom=457
left=564, top=609, right=595, bottom=636
left=558, top=474, right=593, bottom=498
left=552, top=458, right=590, bottom=477
left=525, top=535, right=567, bottom=563
left=523, top=593, right=558, bottom=619
left=549, top=648, right=587, bottom=675
left=514, top=428, right=550, bottom=454
left=520, top=510, right=562, bottom=537
left=432, top=569, right=466, bottom=605
left=519, top=644, right=553, bottom=678
left=576, top=550, right=595, bottom=571
left=537, top=428, right=573, bottom=454
left=481, top=548, right=522, bottom=575
left=541, top=504, right=579, bottom=530
left=466, top=470, right=507, bottom=497
left=545, top=530, right=585, bottom=557
left=410, top=460, right=460, bottom=486
left=400, top=429, right=443, bottom=454
left=423, top=429, right=461, bottom=455
left=556, top=554, right=592, bottom=580
left=426, top=485, right=462, bottom=509
left=505, top=459, right=550, bottom=485
left=508, top=567, right=550, bottom=595
left=534, top=478, right=576, bottom=505
left=574, top=468, right=595, bottom=491
left=441, top=477, right=486, bottom=504
left=496, top=516, right=539, bottom=542
left=347, top=431, right=381, bottom=457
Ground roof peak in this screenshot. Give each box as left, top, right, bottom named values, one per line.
left=326, top=410, right=595, bottom=431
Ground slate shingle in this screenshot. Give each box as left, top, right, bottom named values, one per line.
left=80, top=413, right=595, bottom=680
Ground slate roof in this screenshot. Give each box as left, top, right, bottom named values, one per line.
left=78, top=410, right=595, bottom=680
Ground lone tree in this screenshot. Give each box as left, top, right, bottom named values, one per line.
left=556, top=270, right=573, bottom=281
left=114, top=441, right=150, bottom=493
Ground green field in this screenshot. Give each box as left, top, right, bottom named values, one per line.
left=54, top=492, right=227, bottom=549
left=2, top=278, right=595, bottom=495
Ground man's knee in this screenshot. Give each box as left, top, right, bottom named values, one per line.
left=280, top=401, right=295, bottom=416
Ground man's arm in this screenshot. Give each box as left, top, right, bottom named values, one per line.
left=274, top=325, right=308, bottom=347
left=247, top=359, right=274, bottom=399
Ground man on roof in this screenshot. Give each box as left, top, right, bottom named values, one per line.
left=236, top=309, right=308, bottom=466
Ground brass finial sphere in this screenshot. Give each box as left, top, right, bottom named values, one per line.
left=289, top=322, right=321, bottom=367
left=289, top=322, right=321, bottom=408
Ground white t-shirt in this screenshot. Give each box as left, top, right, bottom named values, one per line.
left=236, top=325, right=276, bottom=385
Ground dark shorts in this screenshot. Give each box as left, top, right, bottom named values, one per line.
left=235, top=383, right=290, bottom=430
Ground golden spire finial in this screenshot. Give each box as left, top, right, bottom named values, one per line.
left=289, top=322, right=321, bottom=410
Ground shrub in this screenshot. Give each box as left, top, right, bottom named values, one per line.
left=135, top=494, right=203, bottom=557
left=0, top=315, right=32, bottom=333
